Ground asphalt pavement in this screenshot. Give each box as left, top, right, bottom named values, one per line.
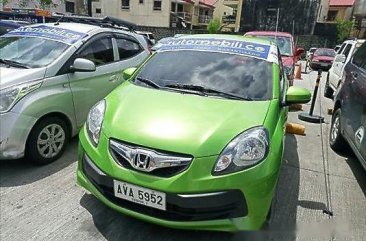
left=1, top=62, right=365, bottom=241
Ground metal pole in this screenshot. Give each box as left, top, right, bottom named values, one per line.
left=309, top=70, right=322, bottom=116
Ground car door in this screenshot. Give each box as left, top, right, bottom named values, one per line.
left=342, top=42, right=366, bottom=160
left=68, top=33, right=124, bottom=128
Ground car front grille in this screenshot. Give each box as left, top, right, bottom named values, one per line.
left=109, top=139, right=192, bottom=178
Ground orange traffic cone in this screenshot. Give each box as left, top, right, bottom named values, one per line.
left=295, top=63, right=302, bottom=80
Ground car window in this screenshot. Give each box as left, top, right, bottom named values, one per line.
left=253, top=35, right=292, bottom=56
left=0, top=36, right=69, bottom=68
left=115, top=38, right=143, bottom=60
left=353, top=42, right=366, bottom=70
left=135, top=51, right=273, bottom=100
left=77, top=36, right=114, bottom=66
left=314, top=48, right=336, bottom=57
left=338, top=43, right=346, bottom=54
left=148, top=34, right=155, bottom=40
left=342, top=44, right=352, bottom=58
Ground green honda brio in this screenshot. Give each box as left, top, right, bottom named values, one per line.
left=76, top=35, right=311, bottom=231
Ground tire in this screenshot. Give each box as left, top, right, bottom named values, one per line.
left=329, top=109, right=348, bottom=152
left=324, top=73, right=334, bottom=99
left=26, top=117, right=69, bottom=165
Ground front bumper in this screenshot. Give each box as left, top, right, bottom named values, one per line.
left=77, top=127, right=282, bottom=231
left=310, top=62, right=332, bottom=70
left=0, top=111, right=37, bottom=159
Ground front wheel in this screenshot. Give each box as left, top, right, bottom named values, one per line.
left=26, top=117, right=69, bottom=165
left=329, top=109, right=348, bottom=152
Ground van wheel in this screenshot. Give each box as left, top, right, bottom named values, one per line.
left=324, top=73, right=334, bottom=99
left=329, top=109, right=347, bottom=152
left=26, top=117, right=69, bottom=165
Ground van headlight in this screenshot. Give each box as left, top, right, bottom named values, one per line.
left=86, top=100, right=106, bottom=146
left=0, top=81, right=42, bottom=113
left=213, top=127, right=269, bottom=175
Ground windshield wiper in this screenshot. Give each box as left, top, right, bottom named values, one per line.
left=0, top=59, right=30, bottom=69
left=164, top=84, right=252, bottom=101
left=135, top=77, right=161, bottom=89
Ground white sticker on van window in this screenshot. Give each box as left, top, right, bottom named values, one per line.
left=3, top=25, right=87, bottom=44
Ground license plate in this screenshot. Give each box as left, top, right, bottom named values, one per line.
left=113, top=180, right=166, bottom=210
left=320, top=63, right=328, bottom=67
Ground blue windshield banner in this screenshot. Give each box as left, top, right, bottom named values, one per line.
left=3, top=25, right=87, bottom=44
left=159, top=38, right=271, bottom=60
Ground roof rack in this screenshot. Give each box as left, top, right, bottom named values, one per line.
left=55, top=15, right=137, bottom=32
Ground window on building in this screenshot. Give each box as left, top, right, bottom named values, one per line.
left=77, top=37, right=114, bottom=66
left=139, top=0, right=144, bottom=4
left=115, top=38, right=143, bottom=60
left=327, top=10, right=338, bottom=21
left=96, top=8, right=101, bottom=14
left=65, top=1, right=74, bottom=13
left=171, top=2, right=176, bottom=12
left=121, top=0, right=130, bottom=10
left=153, top=0, right=162, bottom=11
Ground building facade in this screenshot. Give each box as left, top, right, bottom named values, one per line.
left=91, top=0, right=216, bottom=29
left=215, top=0, right=243, bottom=32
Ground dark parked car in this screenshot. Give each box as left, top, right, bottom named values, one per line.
left=330, top=41, right=366, bottom=170
left=309, top=48, right=336, bottom=71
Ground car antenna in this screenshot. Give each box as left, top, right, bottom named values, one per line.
left=54, top=15, right=64, bottom=26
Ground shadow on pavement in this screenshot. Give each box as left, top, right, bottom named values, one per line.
left=79, top=134, right=302, bottom=241
left=345, top=156, right=366, bottom=198
left=0, top=137, right=78, bottom=187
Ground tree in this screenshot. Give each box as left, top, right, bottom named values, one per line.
left=336, top=19, right=353, bottom=43
left=207, top=18, right=221, bottom=34
left=1, top=0, right=59, bottom=9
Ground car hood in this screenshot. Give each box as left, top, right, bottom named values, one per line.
left=281, top=56, right=294, bottom=67
left=0, top=66, right=46, bottom=89
left=103, top=83, right=271, bottom=157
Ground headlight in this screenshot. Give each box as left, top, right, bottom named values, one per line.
left=284, top=66, right=294, bottom=77
left=0, top=81, right=42, bottom=113
left=86, top=100, right=106, bottom=146
left=213, top=127, right=269, bottom=175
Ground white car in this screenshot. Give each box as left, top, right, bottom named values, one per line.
left=136, top=31, right=156, bottom=45
left=324, top=39, right=365, bottom=99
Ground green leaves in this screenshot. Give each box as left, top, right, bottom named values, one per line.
left=207, top=19, right=221, bottom=34
left=335, top=19, right=354, bottom=43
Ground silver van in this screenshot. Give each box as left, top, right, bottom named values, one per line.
left=0, top=17, right=149, bottom=164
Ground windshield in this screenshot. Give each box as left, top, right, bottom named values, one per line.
left=134, top=51, right=273, bottom=100
left=253, top=35, right=292, bottom=56
left=0, top=36, right=69, bottom=68
left=314, top=48, right=336, bottom=57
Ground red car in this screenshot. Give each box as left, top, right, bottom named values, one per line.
left=244, top=31, right=304, bottom=85
left=309, top=48, right=336, bottom=71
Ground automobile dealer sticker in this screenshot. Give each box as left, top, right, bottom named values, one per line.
left=159, top=38, right=278, bottom=63
left=114, top=180, right=167, bottom=211
left=4, top=25, right=88, bottom=44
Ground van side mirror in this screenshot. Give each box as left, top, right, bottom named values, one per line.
left=70, top=58, right=96, bottom=72
left=285, top=86, right=311, bottom=105
left=335, top=54, right=346, bottom=63
left=123, top=67, right=137, bottom=80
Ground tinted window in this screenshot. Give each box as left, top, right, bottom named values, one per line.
left=342, top=44, right=352, bottom=58
left=314, top=48, right=336, bottom=57
left=116, top=38, right=142, bottom=60
left=77, top=37, right=114, bottom=66
left=338, top=43, right=346, bottom=54
left=0, top=36, right=69, bottom=68
left=135, top=51, right=273, bottom=100
left=353, top=42, right=366, bottom=69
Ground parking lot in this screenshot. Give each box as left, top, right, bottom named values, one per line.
left=0, top=65, right=365, bottom=241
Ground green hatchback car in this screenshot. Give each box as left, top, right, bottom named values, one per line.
left=77, top=35, right=311, bottom=231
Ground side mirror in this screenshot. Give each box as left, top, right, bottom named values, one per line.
left=295, top=48, right=304, bottom=57
left=70, top=58, right=96, bottom=72
left=122, top=67, right=137, bottom=80
left=285, top=86, right=311, bottom=105
left=335, top=54, right=346, bottom=63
